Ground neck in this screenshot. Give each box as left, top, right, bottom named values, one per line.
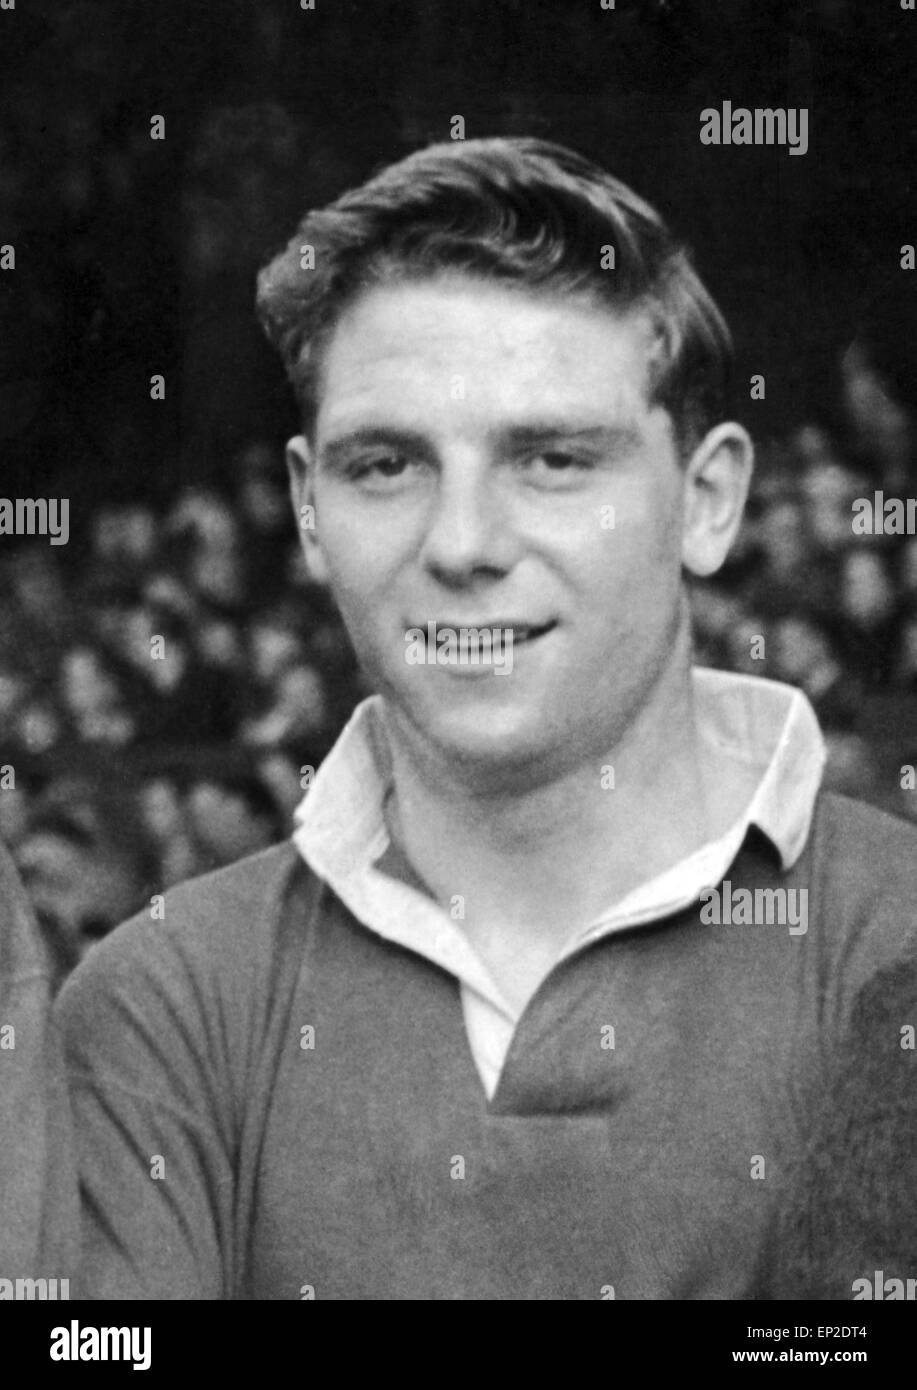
left=380, top=639, right=732, bottom=946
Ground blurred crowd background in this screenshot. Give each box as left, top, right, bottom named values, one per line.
left=2, top=0, right=917, bottom=987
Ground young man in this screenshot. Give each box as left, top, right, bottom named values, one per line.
left=57, top=138, right=917, bottom=1300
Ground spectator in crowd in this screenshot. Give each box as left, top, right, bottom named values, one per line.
left=59, top=645, right=137, bottom=749
left=894, top=605, right=917, bottom=690
left=240, top=661, right=330, bottom=752
left=842, top=275, right=917, bottom=494
left=185, top=772, right=283, bottom=872
left=137, top=777, right=202, bottom=889
left=836, top=547, right=899, bottom=688
left=14, top=776, right=158, bottom=994
left=769, top=613, right=860, bottom=731
left=255, top=750, right=309, bottom=822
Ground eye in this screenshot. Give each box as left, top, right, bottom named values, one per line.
left=354, top=453, right=407, bottom=478
left=532, top=451, right=578, bottom=469
left=521, top=451, right=594, bottom=485
left=347, top=453, right=425, bottom=490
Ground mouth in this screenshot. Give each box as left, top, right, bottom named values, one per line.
left=418, top=620, right=557, bottom=646
left=403, top=619, right=557, bottom=675
left=408, top=620, right=558, bottom=676
left=506, top=621, right=556, bottom=646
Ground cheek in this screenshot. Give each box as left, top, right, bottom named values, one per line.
left=316, top=484, right=419, bottom=588
left=314, top=513, right=386, bottom=607
left=314, top=509, right=413, bottom=662
left=570, top=488, right=682, bottom=613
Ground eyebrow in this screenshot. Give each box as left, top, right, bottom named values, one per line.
left=318, top=427, right=433, bottom=469
left=499, top=423, right=644, bottom=451
left=317, top=421, right=644, bottom=467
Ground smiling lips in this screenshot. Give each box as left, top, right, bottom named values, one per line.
left=503, top=621, right=556, bottom=645
left=418, top=620, right=557, bottom=643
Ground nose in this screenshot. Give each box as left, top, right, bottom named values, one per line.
left=419, top=454, right=515, bottom=584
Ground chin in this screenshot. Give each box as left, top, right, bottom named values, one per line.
left=394, top=685, right=574, bottom=779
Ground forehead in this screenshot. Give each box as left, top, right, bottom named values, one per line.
left=314, top=275, right=662, bottom=437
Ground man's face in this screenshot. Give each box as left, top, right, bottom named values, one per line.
left=293, top=276, right=693, bottom=780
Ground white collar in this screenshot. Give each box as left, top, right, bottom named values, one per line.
left=291, top=669, right=826, bottom=1001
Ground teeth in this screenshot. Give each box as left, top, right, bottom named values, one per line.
left=414, top=622, right=552, bottom=644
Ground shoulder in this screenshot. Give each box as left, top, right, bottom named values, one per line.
left=807, top=790, right=917, bottom=925
left=54, top=840, right=325, bottom=1075
left=69, top=838, right=311, bottom=972
left=809, top=788, right=917, bottom=869
left=799, top=792, right=917, bottom=1156
left=801, top=792, right=917, bottom=1004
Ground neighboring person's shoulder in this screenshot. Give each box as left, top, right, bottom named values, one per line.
left=0, top=837, right=79, bottom=1275
left=0, top=834, right=48, bottom=980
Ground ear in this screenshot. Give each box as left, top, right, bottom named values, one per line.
left=286, top=434, right=330, bottom=585
left=681, top=422, right=754, bottom=578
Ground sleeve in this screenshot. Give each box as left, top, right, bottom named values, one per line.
left=831, top=950, right=917, bottom=1270
left=0, top=837, right=79, bottom=1280
left=774, top=818, right=917, bottom=1299
left=54, top=905, right=241, bottom=1300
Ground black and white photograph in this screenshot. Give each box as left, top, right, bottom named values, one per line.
left=1, top=0, right=916, bottom=1353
